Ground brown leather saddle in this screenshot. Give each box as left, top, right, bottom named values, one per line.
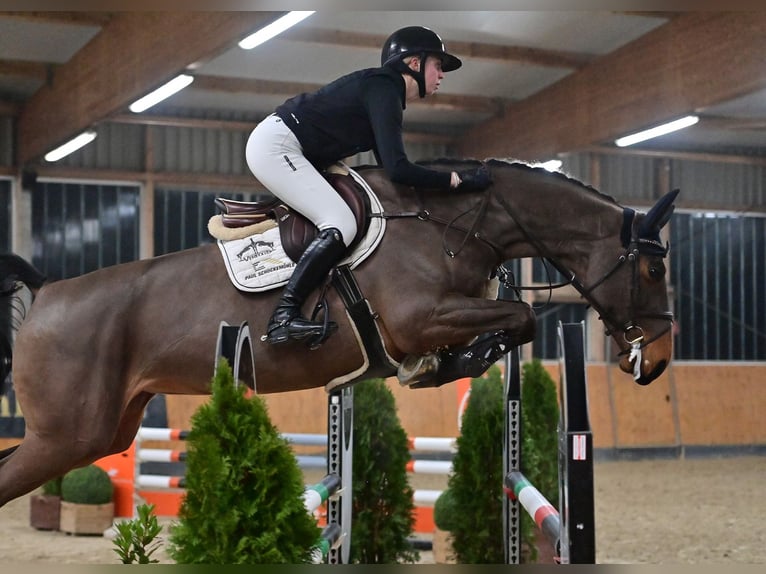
left=215, top=172, right=371, bottom=262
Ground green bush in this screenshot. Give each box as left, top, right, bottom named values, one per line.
left=350, top=378, right=418, bottom=564
left=60, top=464, right=114, bottom=505
left=41, top=476, right=62, bottom=497
left=520, top=358, right=559, bottom=508
left=433, top=488, right=459, bottom=532
left=112, top=503, right=163, bottom=564
left=445, top=365, right=506, bottom=563
left=167, top=359, right=320, bottom=564
left=441, top=359, right=560, bottom=563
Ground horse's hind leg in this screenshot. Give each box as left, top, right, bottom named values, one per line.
left=0, top=390, right=155, bottom=508
left=0, top=433, right=96, bottom=507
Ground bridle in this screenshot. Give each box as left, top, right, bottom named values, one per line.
left=491, top=190, right=674, bottom=356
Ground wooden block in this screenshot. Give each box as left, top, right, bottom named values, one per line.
left=29, top=494, right=61, bottom=531
left=59, top=501, right=114, bottom=535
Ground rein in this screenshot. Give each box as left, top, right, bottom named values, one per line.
left=373, top=189, right=505, bottom=259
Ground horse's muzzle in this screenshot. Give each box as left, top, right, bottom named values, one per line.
left=618, top=329, right=672, bottom=385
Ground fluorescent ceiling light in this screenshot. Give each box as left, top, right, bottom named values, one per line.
left=239, top=11, right=315, bottom=50
left=531, top=159, right=562, bottom=172
left=615, top=115, right=699, bottom=147
left=129, top=74, right=194, bottom=113
left=44, top=131, right=97, bottom=162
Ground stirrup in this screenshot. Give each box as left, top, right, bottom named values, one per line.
left=306, top=295, right=335, bottom=350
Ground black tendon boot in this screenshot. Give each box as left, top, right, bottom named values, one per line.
left=402, top=331, right=516, bottom=389
left=264, top=228, right=346, bottom=345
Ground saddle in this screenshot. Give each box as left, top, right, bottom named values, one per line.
left=215, top=172, right=371, bottom=262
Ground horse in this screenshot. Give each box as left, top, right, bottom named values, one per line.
left=0, top=158, right=677, bottom=507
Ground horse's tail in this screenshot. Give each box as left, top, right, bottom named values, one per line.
left=0, top=253, right=47, bottom=298
left=0, top=444, right=19, bottom=462
left=0, top=254, right=47, bottom=397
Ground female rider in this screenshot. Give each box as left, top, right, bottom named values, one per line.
left=246, top=25, right=492, bottom=346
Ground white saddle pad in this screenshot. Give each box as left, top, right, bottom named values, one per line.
left=216, top=168, right=385, bottom=292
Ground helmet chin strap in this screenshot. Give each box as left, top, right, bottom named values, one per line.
left=389, top=52, right=428, bottom=98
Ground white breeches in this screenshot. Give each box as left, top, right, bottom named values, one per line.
left=245, top=114, right=357, bottom=247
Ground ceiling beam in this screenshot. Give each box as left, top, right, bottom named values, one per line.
left=456, top=12, right=766, bottom=161
left=584, top=145, right=766, bottom=167
left=16, top=11, right=284, bottom=166
left=0, top=11, right=113, bottom=26
left=287, top=27, right=593, bottom=69
left=0, top=58, right=53, bottom=81
left=4, top=60, right=507, bottom=116
left=698, top=115, right=766, bottom=131
left=192, top=74, right=506, bottom=114
left=108, top=113, right=455, bottom=145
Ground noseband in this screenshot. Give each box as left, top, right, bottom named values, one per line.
left=491, top=191, right=674, bottom=355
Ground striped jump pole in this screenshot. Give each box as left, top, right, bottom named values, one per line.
left=504, top=470, right=560, bottom=553
left=285, top=433, right=457, bottom=454
left=303, top=474, right=342, bottom=514
left=312, top=523, right=342, bottom=564
left=298, top=456, right=452, bottom=475
left=136, top=449, right=186, bottom=463
left=137, top=428, right=189, bottom=441
left=137, top=475, right=186, bottom=489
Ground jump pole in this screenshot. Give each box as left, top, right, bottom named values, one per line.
left=503, top=321, right=595, bottom=564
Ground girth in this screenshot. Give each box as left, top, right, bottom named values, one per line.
left=215, top=172, right=371, bottom=262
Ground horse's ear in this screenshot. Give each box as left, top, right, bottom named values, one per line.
left=640, top=189, right=680, bottom=235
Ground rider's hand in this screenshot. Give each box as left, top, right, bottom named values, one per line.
left=457, top=165, right=492, bottom=192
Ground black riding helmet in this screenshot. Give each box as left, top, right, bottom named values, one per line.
left=381, top=26, right=462, bottom=98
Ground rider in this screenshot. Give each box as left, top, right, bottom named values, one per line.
left=246, top=25, right=493, bottom=346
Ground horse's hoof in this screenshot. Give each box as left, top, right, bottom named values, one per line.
left=397, top=353, right=440, bottom=387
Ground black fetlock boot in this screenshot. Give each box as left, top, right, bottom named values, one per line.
left=264, top=228, right=346, bottom=345
left=400, top=331, right=516, bottom=389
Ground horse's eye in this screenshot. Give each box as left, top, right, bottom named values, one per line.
left=648, top=264, right=665, bottom=281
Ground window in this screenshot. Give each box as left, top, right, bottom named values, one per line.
left=670, top=211, right=765, bottom=360
left=31, top=181, right=140, bottom=280
left=154, top=188, right=268, bottom=255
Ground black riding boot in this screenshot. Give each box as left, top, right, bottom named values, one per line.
left=264, top=228, right=346, bottom=345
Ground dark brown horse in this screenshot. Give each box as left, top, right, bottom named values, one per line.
left=0, top=158, right=677, bottom=507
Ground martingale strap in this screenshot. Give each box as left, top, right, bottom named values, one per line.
left=331, top=265, right=399, bottom=381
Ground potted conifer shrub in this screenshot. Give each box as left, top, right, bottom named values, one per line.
left=445, top=365, right=507, bottom=562
left=349, top=378, right=418, bottom=563
left=29, top=476, right=62, bottom=531
left=432, top=488, right=458, bottom=563
left=59, top=464, right=115, bottom=535
left=167, top=359, right=320, bottom=563
left=438, top=360, right=560, bottom=563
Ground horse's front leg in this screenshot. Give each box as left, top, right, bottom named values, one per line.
left=416, top=294, right=536, bottom=349
left=395, top=295, right=536, bottom=388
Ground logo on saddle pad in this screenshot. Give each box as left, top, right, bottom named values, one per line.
left=236, top=239, right=276, bottom=261
left=214, top=167, right=386, bottom=293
